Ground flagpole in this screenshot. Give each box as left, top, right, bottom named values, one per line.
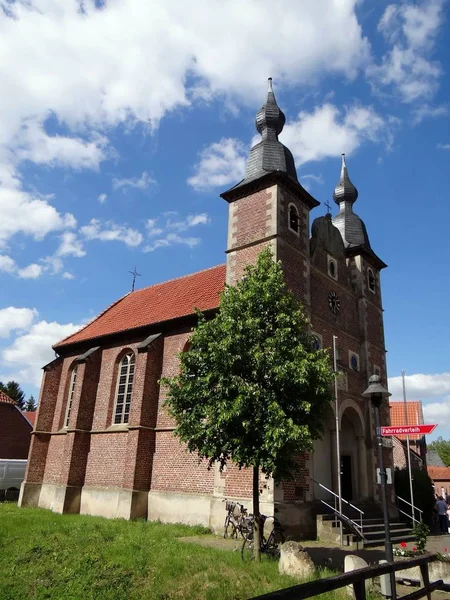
left=402, top=370, right=416, bottom=523
left=333, top=335, right=343, bottom=545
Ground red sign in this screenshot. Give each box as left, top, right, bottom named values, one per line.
left=381, top=424, right=437, bottom=436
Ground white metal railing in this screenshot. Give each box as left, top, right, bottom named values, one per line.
left=311, top=478, right=365, bottom=542
left=397, top=495, right=423, bottom=524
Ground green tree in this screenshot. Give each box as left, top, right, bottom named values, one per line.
left=0, top=381, right=26, bottom=410
left=428, top=437, right=450, bottom=467
left=24, top=395, right=37, bottom=412
left=163, top=248, right=335, bottom=560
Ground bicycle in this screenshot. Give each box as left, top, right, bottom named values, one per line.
left=223, top=499, right=249, bottom=539
left=241, top=514, right=285, bottom=560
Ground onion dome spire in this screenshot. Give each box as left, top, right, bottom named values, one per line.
left=333, top=153, right=358, bottom=205
left=255, top=78, right=286, bottom=139
left=332, top=154, right=371, bottom=249
left=238, top=78, right=298, bottom=184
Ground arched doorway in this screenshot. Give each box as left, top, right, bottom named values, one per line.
left=339, top=402, right=368, bottom=502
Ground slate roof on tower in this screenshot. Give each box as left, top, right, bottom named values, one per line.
left=332, top=154, right=371, bottom=249
left=55, top=264, right=226, bottom=349
left=221, top=79, right=319, bottom=209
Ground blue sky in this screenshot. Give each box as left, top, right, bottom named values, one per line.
left=0, top=0, right=449, bottom=441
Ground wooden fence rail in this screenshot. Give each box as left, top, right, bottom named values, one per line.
left=248, top=554, right=443, bottom=600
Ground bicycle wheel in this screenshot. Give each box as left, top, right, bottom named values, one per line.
left=241, top=535, right=255, bottom=561
left=223, top=514, right=230, bottom=538
left=265, top=529, right=285, bottom=558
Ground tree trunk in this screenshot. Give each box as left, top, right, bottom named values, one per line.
left=253, top=465, right=261, bottom=561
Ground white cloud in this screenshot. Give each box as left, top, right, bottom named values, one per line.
left=144, top=233, right=201, bottom=253
left=146, top=219, right=164, bottom=237
left=300, top=173, right=324, bottom=185
left=166, top=213, right=210, bottom=231
left=40, top=256, right=63, bottom=276
left=281, top=103, right=394, bottom=165
left=1, top=319, right=82, bottom=388
left=112, top=171, right=156, bottom=192
left=0, top=254, right=47, bottom=279
left=17, top=263, right=44, bottom=279
left=56, top=231, right=86, bottom=258
left=80, top=218, right=143, bottom=247
left=98, top=193, right=107, bottom=204
left=62, top=272, right=75, bottom=280
left=0, top=255, right=16, bottom=274
left=423, top=398, right=450, bottom=424
left=388, top=372, right=450, bottom=400
left=368, top=0, right=445, bottom=103
left=0, top=307, right=38, bottom=338
left=0, top=187, right=76, bottom=248
left=13, top=122, right=107, bottom=170
left=143, top=211, right=210, bottom=251
left=188, top=138, right=247, bottom=190
left=412, top=104, right=448, bottom=124
left=0, top=1, right=370, bottom=247
left=438, top=143, right=450, bottom=150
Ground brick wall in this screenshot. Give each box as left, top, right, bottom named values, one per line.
left=151, top=430, right=214, bottom=494
left=0, top=405, right=32, bottom=459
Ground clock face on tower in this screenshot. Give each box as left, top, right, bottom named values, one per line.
left=328, top=291, right=341, bottom=315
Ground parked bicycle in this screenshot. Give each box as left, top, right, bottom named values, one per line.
left=223, top=499, right=249, bottom=539
left=241, top=513, right=285, bottom=560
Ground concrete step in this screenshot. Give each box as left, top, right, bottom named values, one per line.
left=364, top=528, right=413, bottom=540
left=363, top=534, right=416, bottom=549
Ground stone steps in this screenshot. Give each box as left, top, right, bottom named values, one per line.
left=317, top=512, right=415, bottom=549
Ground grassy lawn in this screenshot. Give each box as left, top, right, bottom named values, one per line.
left=0, top=503, right=350, bottom=600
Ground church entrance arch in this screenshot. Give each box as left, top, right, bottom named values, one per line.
left=339, top=402, right=368, bottom=502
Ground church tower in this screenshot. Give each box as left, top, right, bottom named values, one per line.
left=221, top=79, right=319, bottom=307
left=332, top=154, right=387, bottom=385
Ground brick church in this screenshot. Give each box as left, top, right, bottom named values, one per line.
left=20, top=80, right=392, bottom=538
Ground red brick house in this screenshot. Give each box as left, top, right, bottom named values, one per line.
left=428, top=466, right=450, bottom=498
left=389, top=400, right=427, bottom=467
left=0, top=391, right=33, bottom=459
left=19, top=80, right=393, bottom=537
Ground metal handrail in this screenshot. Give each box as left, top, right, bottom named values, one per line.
left=397, top=495, right=423, bottom=513
left=397, top=495, right=422, bottom=523
left=320, top=500, right=365, bottom=542
left=311, top=478, right=365, bottom=517
left=311, top=477, right=365, bottom=540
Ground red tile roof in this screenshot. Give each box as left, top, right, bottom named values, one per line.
left=428, top=466, right=450, bottom=481
left=389, top=401, right=423, bottom=440
left=56, top=264, right=226, bottom=348
left=23, top=411, right=36, bottom=426
left=0, top=390, right=16, bottom=405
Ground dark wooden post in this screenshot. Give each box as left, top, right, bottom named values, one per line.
left=419, top=562, right=431, bottom=600
left=352, top=579, right=366, bottom=600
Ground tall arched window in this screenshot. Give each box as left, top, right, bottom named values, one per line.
left=64, top=365, right=78, bottom=428
left=113, top=353, right=135, bottom=425
left=288, top=204, right=300, bottom=234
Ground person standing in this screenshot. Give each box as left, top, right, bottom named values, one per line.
left=436, top=496, right=448, bottom=534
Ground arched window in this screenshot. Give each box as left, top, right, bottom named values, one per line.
left=288, top=204, right=300, bottom=234
left=64, top=365, right=78, bottom=428
left=113, top=353, right=135, bottom=425
left=367, top=268, right=376, bottom=293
